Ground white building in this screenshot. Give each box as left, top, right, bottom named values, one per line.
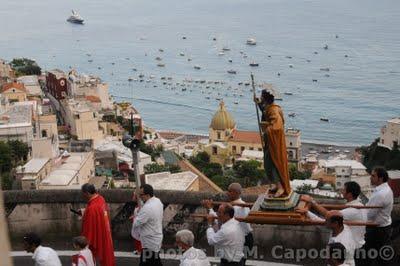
left=16, top=158, right=52, bottom=190
left=62, top=99, right=103, bottom=143
left=16, top=75, right=42, bottom=98
left=95, top=138, right=152, bottom=175
left=0, top=103, right=34, bottom=145
left=380, top=118, right=400, bottom=149
left=145, top=171, right=199, bottom=191
left=39, top=152, right=95, bottom=189
left=286, top=128, right=302, bottom=169
left=319, top=158, right=372, bottom=195
left=67, top=70, right=113, bottom=110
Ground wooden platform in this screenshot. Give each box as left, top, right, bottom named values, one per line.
left=246, top=192, right=312, bottom=225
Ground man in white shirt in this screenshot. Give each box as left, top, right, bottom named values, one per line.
left=326, top=214, right=357, bottom=266
left=132, top=184, right=164, bottom=266
left=202, top=183, right=253, bottom=261
left=328, top=242, right=351, bottom=266
left=23, top=232, right=62, bottom=266
left=206, top=203, right=245, bottom=266
left=175, top=229, right=210, bottom=266
left=305, top=181, right=367, bottom=249
left=362, top=167, right=394, bottom=266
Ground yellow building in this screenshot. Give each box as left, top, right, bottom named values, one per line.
left=0, top=82, right=27, bottom=102
left=199, top=101, right=301, bottom=168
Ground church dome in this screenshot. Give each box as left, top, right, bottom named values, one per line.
left=210, top=101, right=236, bottom=130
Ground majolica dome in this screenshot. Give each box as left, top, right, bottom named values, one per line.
left=210, top=101, right=236, bottom=130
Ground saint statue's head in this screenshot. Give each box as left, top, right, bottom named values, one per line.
left=261, top=89, right=275, bottom=105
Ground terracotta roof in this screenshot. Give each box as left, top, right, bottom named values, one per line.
left=230, top=130, right=261, bottom=144
left=85, top=95, right=101, bottom=103
left=1, top=82, right=26, bottom=93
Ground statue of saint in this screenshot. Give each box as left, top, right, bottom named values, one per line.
left=254, top=89, right=291, bottom=198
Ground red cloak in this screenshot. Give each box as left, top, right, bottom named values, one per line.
left=81, top=194, right=115, bottom=266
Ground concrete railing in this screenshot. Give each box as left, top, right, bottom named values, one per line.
left=3, top=190, right=400, bottom=257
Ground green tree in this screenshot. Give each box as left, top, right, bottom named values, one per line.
left=1, top=172, right=13, bottom=190
left=10, top=58, right=41, bottom=76
left=0, top=141, right=12, bottom=173
left=232, top=160, right=265, bottom=187
left=144, top=163, right=181, bottom=174
left=289, top=164, right=311, bottom=180
left=9, top=140, right=29, bottom=163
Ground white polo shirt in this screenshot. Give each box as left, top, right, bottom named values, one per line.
left=339, top=199, right=367, bottom=249
left=206, top=218, right=245, bottom=262
left=132, top=196, right=164, bottom=252
left=32, top=245, right=62, bottom=266
left=180, top=247, right=210, bottom=266
left=367, top=182, right=393, bottom=227
left=329, top=225, right=357, bottom=266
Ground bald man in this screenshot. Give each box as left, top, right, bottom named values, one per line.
left=202, top=183, right=253, bottom=261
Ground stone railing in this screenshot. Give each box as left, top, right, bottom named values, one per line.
left=4, top=190, right=400, bottom=258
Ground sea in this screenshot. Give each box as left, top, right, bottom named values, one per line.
left=1, top=0, right=399, bottom=146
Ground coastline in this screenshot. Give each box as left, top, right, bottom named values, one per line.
left=154, top=128, right=360, bottom=158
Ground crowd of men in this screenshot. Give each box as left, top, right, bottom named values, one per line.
left=22, top=167, right=396, bottom=266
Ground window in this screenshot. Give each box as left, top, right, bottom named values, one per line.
left=250, top=147, right=254, bottom=150
left=212, top=146, right=218, bottom=155
left=93, top=112, right=97, bottom=118
left=41, top=130, right=47, bottom=138
left=232, top=145, right=237, bottom=153
left=217, top=132, right=221, bottom=140
left=290, top=142, right=293, bottom=146
left=241, top=146, right=245, bottom=152
left=258, top=148, right=262, bottom=151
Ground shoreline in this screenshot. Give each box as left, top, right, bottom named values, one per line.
left=153, top=128, right=365, bottom=148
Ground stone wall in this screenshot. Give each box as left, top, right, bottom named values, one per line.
left=3, top=190, right=400, bottom=252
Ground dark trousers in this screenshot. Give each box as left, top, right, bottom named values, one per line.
left=139, top=249, right=162, bottom=266
left=220, top=258, right=245, bottom=266
left=357, top=226, right=393, bottom=266
left=244, top=232, right=254, bottom=264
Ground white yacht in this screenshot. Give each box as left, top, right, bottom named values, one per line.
left=246, top=38, right=257, bottom=45
left=67, top=10, right=84, bottom=24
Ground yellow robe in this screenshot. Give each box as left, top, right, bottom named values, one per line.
left=261, top=104, right=291, bottom=196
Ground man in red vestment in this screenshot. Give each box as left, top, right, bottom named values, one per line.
left=81, top=183, right=115, bottom=266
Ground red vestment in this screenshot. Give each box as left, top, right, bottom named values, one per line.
left=81, top=194, right=115, bottom=266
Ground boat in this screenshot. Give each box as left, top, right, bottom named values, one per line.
left=320, top=117, right=329, bottom=122
left=222, top=47, right=231, bottom=51
left=227, top=70, right=237, bottom=74
left=249, top=62, right=259, bottom=67
left=246, top=38, right=257, bottom=45
left=228, top=59, right=233, bottom=63
left=218, top=52, right=225, bottom=56
left=157, top=63, right=165, bottom=67
left=288, top=112, right=296, bottom=117
left=323, top=44, right=329, bottom=50
left=320, top=67, right=330, bottom=71
left=67, top=10, right=84, bottom=24
left=284, top=92, right=293, bottom=95
left=289, top=64, right=293, bottom=68
left=159, top=48, right=164, bottom=52
left=194, top=65, right=201, bottom=70
left=234, top=101, right=239, bottom=104
left=179, top=52, right=185, bottom=56
left=155, top=57, right=162, bottom=61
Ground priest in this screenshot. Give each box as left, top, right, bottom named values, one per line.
left=81, top=183, right=115, bottom=266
